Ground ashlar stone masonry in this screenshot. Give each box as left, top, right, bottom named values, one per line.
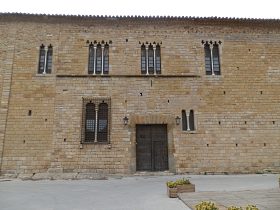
left=0, top=13, right=279, bottom=178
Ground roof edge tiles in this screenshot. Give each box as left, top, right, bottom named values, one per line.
left=0, top=12, right=279, bottom=26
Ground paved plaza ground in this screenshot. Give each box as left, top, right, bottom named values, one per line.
left=178, top=174, right=280, bottom=210
left=0, top=174, right=279, bottom=210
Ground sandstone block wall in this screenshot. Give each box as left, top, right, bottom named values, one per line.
left=0, top=14, right=279, bottom=176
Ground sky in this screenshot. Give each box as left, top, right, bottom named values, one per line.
left=1, top=0, right=280, bottom=19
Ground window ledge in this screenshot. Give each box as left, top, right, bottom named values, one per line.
left=35, top=73, right=53, bottom=77
left=182, top=130, right=197, bottom=134
left=57, top=74, right=200, bottom=78
left=81, top=142, right=110, bottom=145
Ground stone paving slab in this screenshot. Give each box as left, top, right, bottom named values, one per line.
left=178, top=189, right=280, bottom=210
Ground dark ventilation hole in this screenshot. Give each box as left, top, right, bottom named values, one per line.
left=126, top=39, right=128, bottom=42
left=64, top=138, right=66, bottom=142
left=260, top=91, right=263, bottom=95
left=167, top=100, right=170, bottom=103
left=223, top=91, right=226, bottom=95
left=248, top=49, right=251, bottom=52
left=28, top=110, right=32, bottom=116
left=218, top=121, right=221, bottom=125
left=245, top=121, right=247, bottom=124
left=140, top=92, right=143, bottom=96
left=207, top=144, right=209, bottom=147
left=264, top=143, right=266, bottom=147
left=125, top=100, right=127, bottom=103
left=45, top=118, right=48, bottom=122
left=272, top=121, right=275, bottom=124
left=33, top=173, right=36, bottom=176
left=23, top=140, right=25, bottom=144
left=237, top=67, right=239, bottom=70
left=236, top=143, right=238, bottom=147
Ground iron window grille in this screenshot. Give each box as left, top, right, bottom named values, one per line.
left=81, top=98, right=111, bottom=143
left=182, top=109, right=195, bottom=131
left=140, top=42, right=161, bottom=75
left=88, top=41, right=110, bottom=75
left=38, top=44, right=53, bottom=74
left=202, top=40, right=221, bottom=75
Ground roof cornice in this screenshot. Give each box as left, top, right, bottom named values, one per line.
left=0, top=12, right=280, bottom=27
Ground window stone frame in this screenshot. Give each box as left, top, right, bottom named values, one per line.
left=81, top=97, right=111, bottom=144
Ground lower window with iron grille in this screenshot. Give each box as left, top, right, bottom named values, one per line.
left=81, top=98, right=111, bottom=144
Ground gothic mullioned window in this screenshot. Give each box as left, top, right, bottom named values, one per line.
left=38, top=44, right=53, bottom=74
left=140, top=42, right=161, bottom=75
left=82, top=98, right=110, bottom=143
left=202, top=40, right=221, bottom=75
left=141, top=44, right=146, bottom=74
left=182, top=109, right=195, bottom=131
left=88, top=41, right=110, bottom=75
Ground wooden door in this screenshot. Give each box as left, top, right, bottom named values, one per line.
left=136, top=124, right=168, bottom=171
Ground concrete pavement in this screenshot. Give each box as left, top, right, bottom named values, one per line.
left=0, top=174, right=279, bottom=210
left=0, top=176, right=189, bottom=210
left=179, top=174, right=280, bottom=210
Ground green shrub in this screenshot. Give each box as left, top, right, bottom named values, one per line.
left=166, top=178, right=191, bottom=188
left=245, top=205, right=259, bottom=210
left=166, top=181, right=177, bottom=188
left=195, top=201, right=219, bottom=210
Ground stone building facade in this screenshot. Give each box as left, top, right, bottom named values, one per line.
left=0, top=13, right=279, bottom=178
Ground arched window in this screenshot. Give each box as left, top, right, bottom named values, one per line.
left=88, top=43, right=95, bottom=74
left=82, top=98, right=111, bottom=144
left=96, top=44, right=102, bottom=74
left=97, top=103, right=108, bottom=142
left=181, top=109, right=196, bottom=131
left=204, top=41, right=221, bottom=75
left=85, top=103, right=96, bottom=142
left=155, top=44, right=161, bottom=74
left=103, top=44, right=109, bottom=74
left=88, top=41, right=110, bottom=75
left=212, top=43, right=220, bottom=75
left=148, top=44, right=154, bottom=74
left=38, top=44, right=45, bottom=74
left=140, top=42, right=161, bottom=75
left=182, top=110, right=187, bottom=131
left=141, top=44, right=146, bottom=74
left=38, top=44, right=53, bottom=74
left=46, top=45, right=53, bottom=74
left=204, top=42, right=212, bottom=75
left=189, top=110, right=195, bottom=131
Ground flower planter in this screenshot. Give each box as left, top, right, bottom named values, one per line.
left=166, top=178, right=195, bottom=198
left=167, top=187, right=178, bottom=198
left=177, top=183, right=195, bottom=193
left=167, top=184, right=195, bottom=198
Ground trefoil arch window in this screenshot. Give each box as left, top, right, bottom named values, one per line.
left=202, top=40, right=221, bottom=75
left=88, top=41, right=110, bottom=75
left=82, top=98, right=111, bottom=143
left=182, top=109, right=195, bottom=131
left=140, top=42, right=161, bottom=75
left=38, top=44, right=53, bottom=74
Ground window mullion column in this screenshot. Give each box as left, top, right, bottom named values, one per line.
left=153, top=44, right=156, bottom=75
left=101, top=45, right=104, bottom=75
left=187, top=113, right=190, bottom=131
left=94, top=106, right=98, bottom=143
left=146, top=45, right=149, bottom=75
left=93, top=45, right=97, bottom=75
left=43, top=48, right=47, bottom=74
left=210, top=44, right=214, bottom=75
